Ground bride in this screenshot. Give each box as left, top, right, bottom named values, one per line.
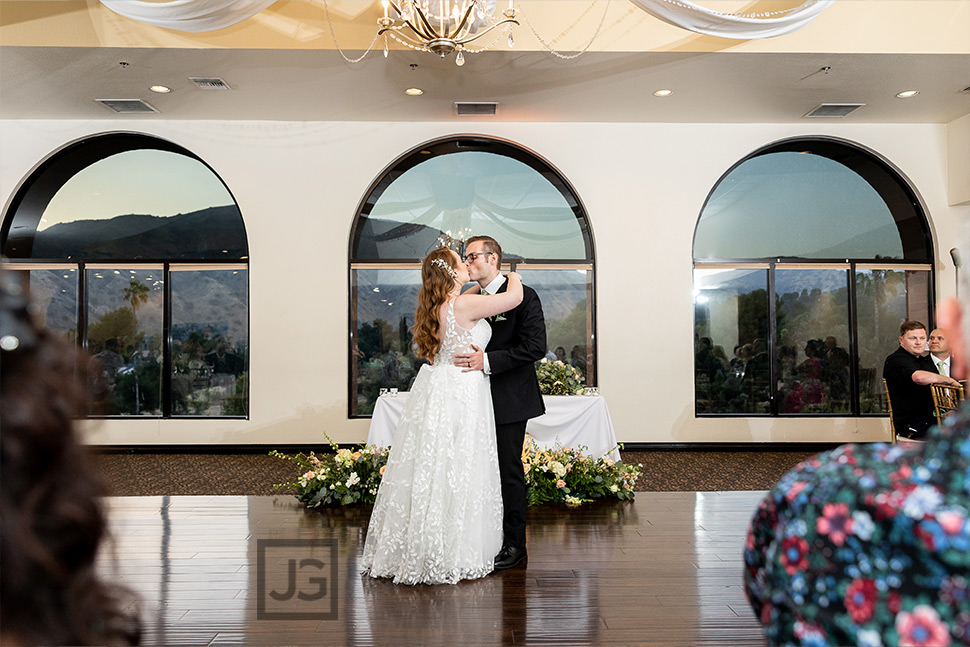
left=361, top=246, right=523, bottom=585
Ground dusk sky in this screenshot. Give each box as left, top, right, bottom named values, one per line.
left=40, top=149, right=234, bottom=231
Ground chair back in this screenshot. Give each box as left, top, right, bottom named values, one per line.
left=931, top=383, right=966, bottom=426
left=883, top=378, right=897, bottom=444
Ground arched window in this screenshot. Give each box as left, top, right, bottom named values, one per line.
left=1, top=133, right=249, bottom=418
left=349, top=136, right=595, bottom=416
left=692, top=137, right=933, bottom=418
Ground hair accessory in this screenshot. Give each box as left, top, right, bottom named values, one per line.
left=430, top=257, right=458, bottom=279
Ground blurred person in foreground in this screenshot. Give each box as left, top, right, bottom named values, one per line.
left=745, top=240, right=970, bottom=646
left=0, top=271, right=140, bottom=646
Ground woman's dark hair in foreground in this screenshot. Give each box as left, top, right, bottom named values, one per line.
left=0, top=271, right=140, bottom=646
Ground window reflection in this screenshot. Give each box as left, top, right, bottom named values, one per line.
left=358, top=151, right=587, bottom=261
left=170, top=268, right=249, bottom=417
left=517, top=268, right=594, bottom=385
left=1, top=133, right=250, bottom=420
left=86, top=267, right=164, bottom=416
left=774, top=269, right=850, bottom=414
left=14, top=267, right=78, bottom=344
left=352, top=269, right=424, bottom=416
left=693, top=268, right=769, bottom=414
left=855, top=268, right=929, bottom=414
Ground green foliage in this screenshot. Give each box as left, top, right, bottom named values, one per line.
left=546, top=299, right=587, bottom=357
left=113, top=356, right=161, bottom=414
left=535, top=359, right=585, bottom=395
left=271, top=435, right=389, bottom=507
left=87, top=306, right=138, bottom=349
left=273, top=437, right=640, bottom=509
left=524, top=442, right=640, bottom=506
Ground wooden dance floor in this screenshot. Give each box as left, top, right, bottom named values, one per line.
left=101, top=492, right=767, bottom=646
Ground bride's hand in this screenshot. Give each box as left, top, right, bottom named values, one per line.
left=506, top=271, right=522, bottom=282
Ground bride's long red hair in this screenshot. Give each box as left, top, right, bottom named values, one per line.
left=412, top=248, right=458, bottom=360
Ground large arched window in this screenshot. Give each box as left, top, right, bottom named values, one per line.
left=1, top=132, right=249, bottom=418
left=693, top=137, right=933, bottom=418
left=349, top=136, right=595, bottom=416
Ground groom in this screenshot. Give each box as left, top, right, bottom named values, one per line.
left=456, top=235, right=547, bottom=571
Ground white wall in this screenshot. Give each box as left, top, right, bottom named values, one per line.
left=2, top=119, right=967, bottom=446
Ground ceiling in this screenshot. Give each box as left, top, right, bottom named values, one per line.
left=1, top=0, right=968, bottom=125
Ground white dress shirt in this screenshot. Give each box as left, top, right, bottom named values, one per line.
left=933, top=354, right=951, bottom=377
left=480, top=274, right=506, bottom=374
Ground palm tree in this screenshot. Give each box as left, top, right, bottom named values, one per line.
left=122, top=279, right=150, bottom=325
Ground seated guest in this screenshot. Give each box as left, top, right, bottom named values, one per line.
left=744, top=294, right=970, bottom=646
left=883, top=320, right=959, bottom=440
left=929, top=327, right=952, bottom=378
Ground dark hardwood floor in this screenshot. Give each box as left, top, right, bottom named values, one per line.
left=100, top=492, right=767, bottom=646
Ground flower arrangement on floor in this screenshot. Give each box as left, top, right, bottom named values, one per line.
left=535, top=358, right=585, bottom=395
left=522, top=439, right=641, bottom=506
left=272, top=435, right=640, bottom=508
left=270, top=435, right=388, bottom=507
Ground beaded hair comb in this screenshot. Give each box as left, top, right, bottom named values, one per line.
left=430, top=257, right=457, bottom=279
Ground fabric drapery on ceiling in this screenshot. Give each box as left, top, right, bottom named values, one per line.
left=99, top=0, right=277, bottom=33
left=99, top=0, right=834, bottom=38
left=628, top=0, right=836, bottom=39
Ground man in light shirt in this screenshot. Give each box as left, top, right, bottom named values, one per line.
left=929, top=328, right=952, bottom=377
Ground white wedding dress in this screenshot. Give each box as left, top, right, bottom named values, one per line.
left=361, top=299, right=503, bottom=585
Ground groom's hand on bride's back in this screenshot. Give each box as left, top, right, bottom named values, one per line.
left=455, top=344, right=485, bottom=373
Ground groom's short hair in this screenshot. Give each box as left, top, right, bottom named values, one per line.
left=466, top=235, right=502, bottom=266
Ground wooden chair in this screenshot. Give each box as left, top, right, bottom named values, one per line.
left=931, top=383, right=965, bottom=426
left=882, top=379, right=897, bottom=444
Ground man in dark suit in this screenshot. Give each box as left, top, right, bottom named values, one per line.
left=455, top=235, right=546, bottom=571
left=883, top=320, right=960, bottom=439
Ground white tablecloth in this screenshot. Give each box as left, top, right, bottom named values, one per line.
left=366, top=394, right=620, bottom=461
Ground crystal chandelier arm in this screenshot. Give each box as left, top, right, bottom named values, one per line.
left=448, top=3, right=478, bottom=40
left=453, top=16, right=518, bottom=46
left=409, top=3, right=446, bottom=40
left=382, top=0, right=439, bottom=41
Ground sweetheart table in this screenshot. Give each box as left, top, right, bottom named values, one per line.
left=367, top=394, right=621, bottom=461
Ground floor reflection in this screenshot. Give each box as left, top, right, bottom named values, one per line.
left=98, top=494, right=764, bottom=646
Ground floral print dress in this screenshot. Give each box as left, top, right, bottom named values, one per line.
left=745, top=402, right=970, bottom=647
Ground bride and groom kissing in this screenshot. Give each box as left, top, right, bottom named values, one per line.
left=361, top=235, right=547, bottom=585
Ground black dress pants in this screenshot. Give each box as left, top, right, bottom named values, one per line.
left=496, top=420, right=528, bottom=548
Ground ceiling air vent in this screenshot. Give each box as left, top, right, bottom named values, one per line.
left=804, top=103, right=865, bottom=118
left=189, top=77, right=231, bottom=90
left=97, top=99, right=158, bottom=114
left=455, top=102, right=498, bottom=116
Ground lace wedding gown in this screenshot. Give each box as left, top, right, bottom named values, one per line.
left=361, top=299, right=503, bottom=585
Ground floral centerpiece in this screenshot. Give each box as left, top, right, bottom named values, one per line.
left=522, top=439, right=641, bottom=506
left=535, top=358, right=585, bottom=395
left=270, top=435, right=388, bottom=507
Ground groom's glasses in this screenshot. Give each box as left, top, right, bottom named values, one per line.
left=462, top=252, right=493, bottom=262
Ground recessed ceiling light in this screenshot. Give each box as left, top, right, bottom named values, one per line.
left=653, top=89, right=673, bottom=97
left=150, top=85, right=171, bottom=93
left=896, top=90, right=919, bottom=99
left=405, top=87, right=424, bottom=96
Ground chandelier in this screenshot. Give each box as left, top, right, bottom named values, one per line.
left=378, top=0, right=519, bottom=66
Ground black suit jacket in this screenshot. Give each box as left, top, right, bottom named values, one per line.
left=486, top=280, right=547, bottom=425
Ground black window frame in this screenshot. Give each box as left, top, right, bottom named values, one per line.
left=692, top=136, right=935, bottom=418
left=0, top=131, right=251, bottom=420
left=348, top=135, right=596, bottom=418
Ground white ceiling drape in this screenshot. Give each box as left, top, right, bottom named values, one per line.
left=99, top=0, right=834, bottom=39
left=628, top=0, right=836, bottom=39
left=99, top=0, right=277, bottom=33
